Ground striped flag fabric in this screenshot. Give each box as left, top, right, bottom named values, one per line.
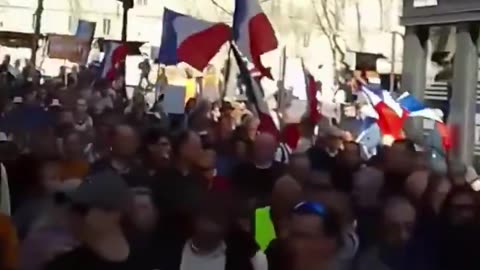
left=233, top=0, right=278, bottom=79
left=158, top=8, right=231, bottom=71
left=360, top=85, right=407, bottom=140
left=101, top=41, right=128, bottom=80
left=397, top=92, right=443, bottom=122
left=301, top=61, right=321, bottom=124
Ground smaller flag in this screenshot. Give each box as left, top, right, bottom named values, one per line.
left=158, top=8, right=231, bottom=71
left=356, top=118, right=381, bottom=159
left=360, top=85, right=407, bottom=140
left=301, top=61, right=321, bottom=124
left=101, top=41, right=128, bottom=80
left=233, top=0, right=278, bottom=79
left=397, top=92, right=443, bottom=122
left=280, top=123, right=300, bottom=151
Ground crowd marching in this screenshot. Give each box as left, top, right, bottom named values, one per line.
left=0, top=0, right=478, bottom=269
left=0, top=49, right=478, bottom=270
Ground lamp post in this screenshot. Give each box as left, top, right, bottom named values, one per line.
left=118, top=0, right=133, bottom=42
left=390, top=31, right=404, bottom=92
left=31, top=0, right=44, bottom=65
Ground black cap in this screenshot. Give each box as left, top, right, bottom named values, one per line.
left=67, top=171, right=132, bottom=211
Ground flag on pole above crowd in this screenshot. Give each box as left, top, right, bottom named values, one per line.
left=101, top=41, right=128, bottom=80
left=397, top=92, right=443, bottom=122
left=360, top=85, right=407, bottom=141
left=233, top=0, right=278, bottom=79
left=158, top=8, right=231, bottom=71
left=301, top=60, right=321, bottom=124
left=396, top=91, right=452, bottom=153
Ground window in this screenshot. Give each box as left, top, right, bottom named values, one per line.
left=136, top=0, right=147, bottom=5
left=103, top=18, right=111, bottom=35
left=68, top=16, right=74, bottom=32
left=32, top=14, right=36, bottom=30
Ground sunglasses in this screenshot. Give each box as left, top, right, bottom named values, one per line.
left=292, top=201, right=327, bottom=218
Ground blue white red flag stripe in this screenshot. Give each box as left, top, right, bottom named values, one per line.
left=233, top=0, right=278, bottom=79
left=158, top=8, right=231, bottom=71
left=101, top=41, right=127, bottom=80
left=360, top=85, right=406, bottom=140
left=397, top=92, right=443, bottom=122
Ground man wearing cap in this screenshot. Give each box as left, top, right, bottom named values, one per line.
left=307, top=125, right=345, bottom=172
left=44, top=171, right=143, bottom=270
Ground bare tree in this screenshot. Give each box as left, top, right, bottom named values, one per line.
left=310, top=0, right=347, bottom=79
left=210, top=0, right=233, bottom=15
left=355, top=0, right=364, bottom=50
left=31, top=0, right=44, bottom=65
left=378, top=0, right=384, bottom=30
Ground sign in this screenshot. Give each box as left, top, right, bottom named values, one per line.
left=162, top=85, right=186, bottom=114
left=47, top=34, right=90, bottom=64
left=414, top=0, right=438, bottom=7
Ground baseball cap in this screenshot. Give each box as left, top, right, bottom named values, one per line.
left=66, top=171, right=132, bottom=211
left=320, top=125, right=344, bottom=138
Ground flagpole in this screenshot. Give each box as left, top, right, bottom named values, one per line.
left=221, top=44, right=233, bottom=100
left=277, top=46, right=287, bottom=129
left=230, top=42, right=260, bottom=116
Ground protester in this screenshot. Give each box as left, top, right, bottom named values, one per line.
left=267, top=201, right=342, bottom=270
left=58, top=131, right=89, bottom=182
left=232, top=132, right=285, bottom=207
left=142, top=127, right=171, bottom=175
left=44, top=171, right=139, bottom=270
left=1, top=21, right=480, bottom=270
left=161, top=192, right=268, bottom=270
left=89, top=124, right=148, bottom=187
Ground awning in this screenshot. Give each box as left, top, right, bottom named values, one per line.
left=0, top=31, right=42, bottom=48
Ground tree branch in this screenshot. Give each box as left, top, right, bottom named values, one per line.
left=210, top=0, right=232, bottom=15
left=319, top=0, right=335, bottom=32
left=311, top=0, right=332, bottom=39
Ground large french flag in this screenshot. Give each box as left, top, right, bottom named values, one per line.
left=158, top=8, right=231, bottom=71
left=101, top=41, right=128, bottom=80
left=233, top=0, right=278, bottom=79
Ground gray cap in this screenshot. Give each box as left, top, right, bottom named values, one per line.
left=67, top=171, right=132, bottom=211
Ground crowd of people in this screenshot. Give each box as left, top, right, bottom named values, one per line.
left=0, top=53, right=479, bottom=270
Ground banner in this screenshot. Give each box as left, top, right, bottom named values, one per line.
left=47, top=34, right=90, bottom=64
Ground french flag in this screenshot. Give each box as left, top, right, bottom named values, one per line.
left=397, top=92, right=452, bottom=152
left=233, top=0, right=278, bottom=79
left=304, top=67, right=321, bottom=124
left=397, top=92, right=444, bottom=122
left=158, top=8, right=231, bottom=71
left=361, top=86, right=407, bottom=140
left=101, top=41, right=128, bottom=80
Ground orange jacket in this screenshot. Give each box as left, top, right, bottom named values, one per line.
left=0, top=214, right=18, bottom=270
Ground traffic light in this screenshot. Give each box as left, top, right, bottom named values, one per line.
left=117, top=0, right=133, bottom=9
